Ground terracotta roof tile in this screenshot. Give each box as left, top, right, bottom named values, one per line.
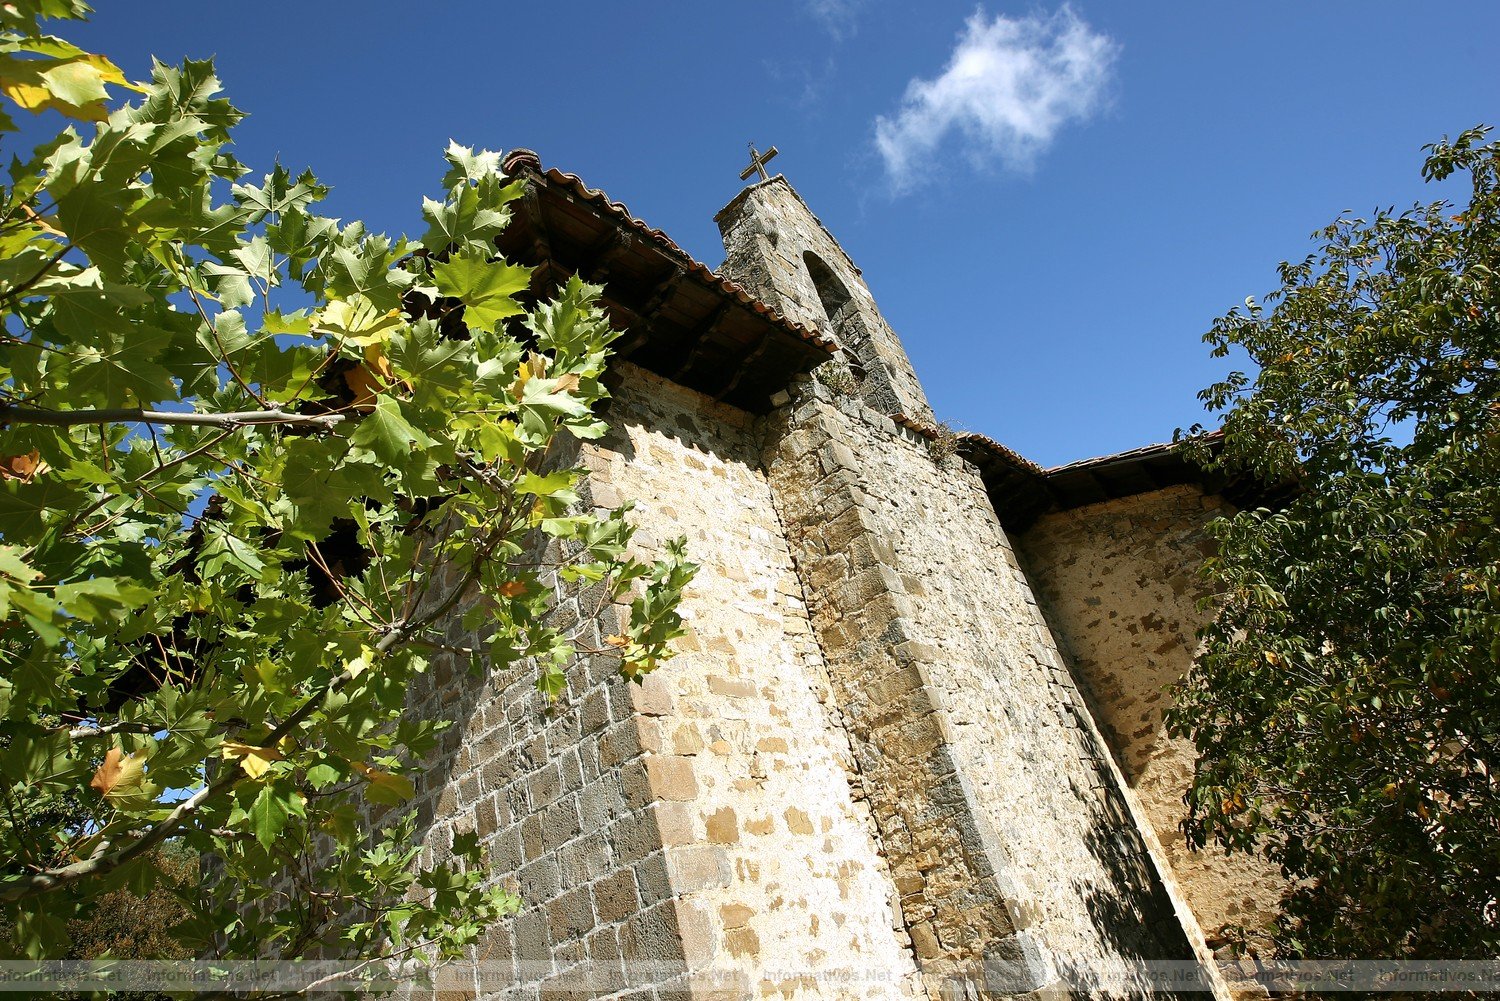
left=501, top=149, right=835, bottom=354
left=953, top=429, right=1046, bottom=476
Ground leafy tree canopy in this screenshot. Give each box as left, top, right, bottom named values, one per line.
left=1173, top=126, right=1499, bottom=958
left=0, top=0, right=694, bottom=971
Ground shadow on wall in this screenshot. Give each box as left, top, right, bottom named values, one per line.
left=1073, top=712, right=1203, bottom=998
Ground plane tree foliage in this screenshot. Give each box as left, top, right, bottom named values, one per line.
left=1173, top=127, right=1499, bottom=958
left=0, top=0, right=695, bottom=970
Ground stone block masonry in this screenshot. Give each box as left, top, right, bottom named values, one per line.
left=405, top=363, right=924, bottom=999
left=402, top=362, right=1221, bottom=999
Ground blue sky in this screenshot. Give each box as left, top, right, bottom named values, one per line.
left=56, top=1, right=1500, bottom=465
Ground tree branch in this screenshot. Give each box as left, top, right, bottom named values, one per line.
left=1, top=598, right=446, bottom=903
left=0, top=405, right=345, bottom=431
left=0, top=242, right=74, bottom=305
left=1, top=455, right=523, bottom=905
left=0, top=653, right=367, bottom=903
left=56, top=721, right=156, bottom=740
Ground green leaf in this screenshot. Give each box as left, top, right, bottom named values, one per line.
left=313, top=294, right=404, bottom=346
left=0, top=478, right=85, bottom=541
left=233, top=164, right=327, bottom=223
left=67, top=325, right=178, bottom=406
left=304, top=761, right=342, bottom=789
left=198, top=526, right=266, bottom=576
left=53, top=576, right=153, bottom=623
left=203, top=308, right=252, bottom=355
left=439, top=142, right=503, bottom=188
left=0, top=544, right=41, bottom=583
left=516, top=470, right=578, bottom=499
left=280, top=441, right=354, bottom=534
left=527, top=275, right=612, bottom=357
left=247, top=784, right=299, bottom=849
left=347, top=396, right=432, bottom=466
left=261, top=309, right=312, bottom=335
left=51, top=174, right=137, bottom=278
left=520, top=377, right=589, bottom=418
left=430, top=250, right=530, bottom=333
left=42, top=271, right=152, bottom=345
left=358, top=767, right=414, bottom=807
left=420, top=178, right=519, bottom=252
left=200, top=262, right=255, bottom=309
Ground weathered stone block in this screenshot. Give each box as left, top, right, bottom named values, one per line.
left=620, top=899, right=688, bottom=964
left=704, top=806, right=739, bottom=844
left=648, top=800, right=696, bottom=847
left=664, top=844, right=730, bottom=894
left=628, top=673, right=675, bottom=717
left=642, top=754, right=698, bottom=803
left=546, top=885, right=596, bottom=943
left=593, top=868, right=641, bottom=926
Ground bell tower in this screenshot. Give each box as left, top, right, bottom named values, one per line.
left=714, top=158, right=934, bottom=422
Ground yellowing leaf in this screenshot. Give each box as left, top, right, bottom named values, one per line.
left=90, top=748, right=150, bottom=805
left=0, top=79, right=51, bottom=113
left=620, top=656, right=657, bottom=680
left=343, top=343, right=405, bottom=410
left=0, top=51, right=138, bottom=122
left=313, top=295, right=403, bottom=346
left=498, top=580, right=528, bottom=598
left=221, top=741, right=284, bottom=780
left=604, top=634, right=630, bottom=648
left=510, top=352, right=548, bottom=401
left=0, top=450, right=46, bottom=482
left=249, top=657, right=285, bottom=694
left=18, top=204, right=64, bottom=238
left=352, top=761, right=414, bottom=806
left=346, top=646, right=377, bottom=679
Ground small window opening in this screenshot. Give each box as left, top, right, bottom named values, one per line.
left=804, top=251, right=851, bottom=320
left=803, top=252, right=866, bottom=378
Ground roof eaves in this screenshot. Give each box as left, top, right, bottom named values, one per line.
left=1043, top=430, right=1225, bottom=476
left=502, top=151, right=835, bottom=355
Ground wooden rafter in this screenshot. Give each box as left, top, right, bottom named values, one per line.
left=671, top=300, right=733, bottom=380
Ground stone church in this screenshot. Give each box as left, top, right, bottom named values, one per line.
left=403, top=147, right=1288, bottom=999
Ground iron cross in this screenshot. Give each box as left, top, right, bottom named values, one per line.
left=739, top=143, right=779, bottom=183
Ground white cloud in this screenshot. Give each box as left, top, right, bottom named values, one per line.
left=874, top=5, right=1118, bottom=191
left=805, top=0, right=863, bottom=39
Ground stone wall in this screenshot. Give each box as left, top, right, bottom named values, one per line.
left=1014, top=486, right=1286, bottom=954
left=406, top=363, right=923, bottom=999
left=762, top=378, right=1212, bottom=997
